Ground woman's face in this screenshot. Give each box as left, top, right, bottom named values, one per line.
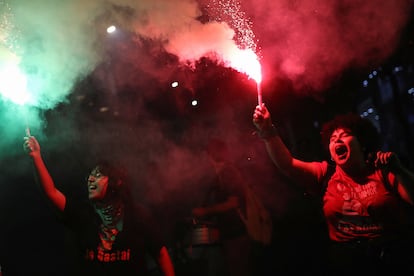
left=329, top=128, right=365, bottom=169
left=87, top=167, right=109, bottom=200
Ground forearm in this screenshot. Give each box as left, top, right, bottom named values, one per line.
left=395, top=166, right=414, bottom=205
left=253, top=105, right=318, bottom=184
left=204, top=196, right=239, bottom=214
left=31, top=155, right=66, bottom=211
left=254, top=107, right=295, bottom=174
left=157, top=246, right=175, bottom=276
left=261, top=130, right=320, bottom=185
left=263, top=135, right=295, bottom=171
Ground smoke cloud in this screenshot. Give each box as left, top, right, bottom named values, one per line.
left=2, top=0, right=411, bottom=118
left=242, top=0, right=414, bottom=94
left=0, top=0, right=413, bottom=242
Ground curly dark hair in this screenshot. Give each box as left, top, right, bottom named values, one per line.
left=94, top=160, right=130, bottom=202
left=320, top=113, right=381, bottom=159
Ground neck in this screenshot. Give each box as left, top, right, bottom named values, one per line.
left=94, top=197, right=123, bottom=209
left=94, top=200, right=124, bottom=227
left=340, top=161, right=371, bottom=178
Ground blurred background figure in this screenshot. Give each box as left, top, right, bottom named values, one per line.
left=190, top=137, right=271, bottom=276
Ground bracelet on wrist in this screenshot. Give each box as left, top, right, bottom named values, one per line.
left=258, top=124, right=278, bottom=139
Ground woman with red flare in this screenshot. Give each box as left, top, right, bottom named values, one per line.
left=253, top=103, right=414, bottom=275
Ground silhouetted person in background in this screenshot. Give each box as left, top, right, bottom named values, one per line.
left=191, top=138, right=271, bottom=276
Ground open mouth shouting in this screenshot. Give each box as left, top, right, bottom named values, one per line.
left=86, top=170, right=109, bottom=200
left=335, top=145, right=348, bottom=160
left=88, top=183, right=98, bottom=192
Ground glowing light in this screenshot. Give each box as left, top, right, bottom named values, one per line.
left=0, top=64, right=30, bottom=105
left=230, top=48, right=261, bottom=83
left=393, top=66, right=403, bottom=73
left=191, top=100, right=198, bottom=106
left=255, top=81, right=263, bottom=106
left=206, top=0, right=263, bottom=105
left=107, top=25, right=116, bottom=33
left=228, top=48, right=262, bottom=105
left=171, top=81, right=179, bottom=88
left=206, top=0, right=262, bottom=82
left=208, top=0, right=258, bottom=52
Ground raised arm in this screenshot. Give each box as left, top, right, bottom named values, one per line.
left=192, top=195, right=239, bottom=218
left=157, top=245, right=175, bottom=276
left=376, top=151, right=414, bottom=206
left=252, top=104, right=320, bottom=183
left=23, top=136, right=66, bottom=211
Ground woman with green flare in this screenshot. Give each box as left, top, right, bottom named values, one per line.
left=24, top=135, right=175, bottom=276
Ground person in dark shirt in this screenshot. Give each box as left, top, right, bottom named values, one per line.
left=191, top=138, right=253, bottom=276
left=24, top=135, right=175, bottom=276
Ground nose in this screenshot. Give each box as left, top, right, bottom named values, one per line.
left=331, top=136, right=343, bottom=144
left=88, top=175, right=96, bottom=182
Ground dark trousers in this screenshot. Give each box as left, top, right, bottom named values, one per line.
left=222, top=234, right=252, bottom=276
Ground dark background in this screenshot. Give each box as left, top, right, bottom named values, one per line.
left=1, top=2, right=414, bottom=275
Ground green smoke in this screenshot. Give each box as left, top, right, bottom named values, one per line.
left=4, top=0, right=102, bottom=109
left=0, top=0, right=106, bottom=158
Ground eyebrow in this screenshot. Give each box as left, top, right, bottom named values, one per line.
left=330, top=130, right=352, bottom=138
left=90, top=170, right=102, bottom=176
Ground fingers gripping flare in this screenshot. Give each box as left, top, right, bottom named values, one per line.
left=373, top=151, right=400, bottom=171
left=24, top=135, right=39, bottom=154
